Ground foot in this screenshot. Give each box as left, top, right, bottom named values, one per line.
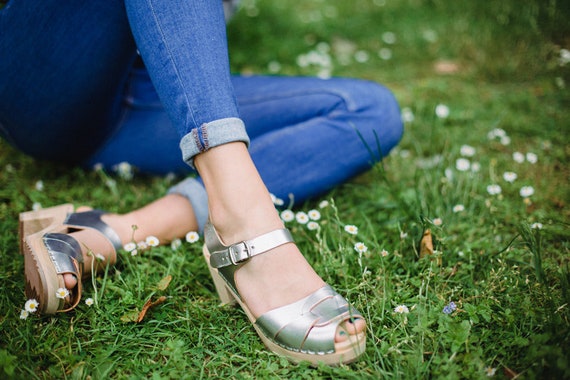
left=195, top=143, right=366, bottom=343
left=62, top=193, right=198, bottom=289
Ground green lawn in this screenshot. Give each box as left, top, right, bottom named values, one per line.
left=1, top=0, right=569, bottom=378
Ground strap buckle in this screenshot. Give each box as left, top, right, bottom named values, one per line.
left=228, top=241, right=251, bottom=265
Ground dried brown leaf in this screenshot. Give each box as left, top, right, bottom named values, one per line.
left=136, top=295, right=167, bottom=323
left=419, top=229, right=434, bottom=258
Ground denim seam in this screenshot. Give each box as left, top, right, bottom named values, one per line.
left=147, top=0, right=198, bottom=133
left=191, top=124, right=210, bottom=152
left=191, top=129, right=201, bottom=151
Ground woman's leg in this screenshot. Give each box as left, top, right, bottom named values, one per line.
left=123, top=0, right=366, bottom=342
left=63, top=193, right=198, bottom=288
left=87, top=73, right=402, bottom=231
left=0, top=1, right=138, bottom=163
left=124, top=0, right=249, bottom=167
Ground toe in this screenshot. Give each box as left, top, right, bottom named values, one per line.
left=335, top=318, right=367, bottom=342
left=63, top=273, right=78, bottom=289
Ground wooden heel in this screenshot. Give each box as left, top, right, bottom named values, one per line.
left=203, top=245, right=236, bottom=306
left=18, top=204, right=74, bottom=255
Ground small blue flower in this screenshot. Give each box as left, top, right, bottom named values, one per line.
left=443, top=301, right=457, bottom=314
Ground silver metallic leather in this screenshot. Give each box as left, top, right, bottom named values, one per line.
left=43, top=209, right=120, bottom=276
left=64, top=210, right=122, bottom=251
left=204, top=220, right=363, bottom=355
left=256, top=285, right=362, bottom=354
left=44, top=233, right=83, bottom=274
left=205, top=220, right=294, bottom=293
left=208, top=227, right=294, bottom=269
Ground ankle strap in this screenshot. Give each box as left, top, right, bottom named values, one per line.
left=206, top=223, right=294, bottom=269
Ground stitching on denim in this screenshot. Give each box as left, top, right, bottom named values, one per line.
left=200, top=124, right=209, bottom=150
left=192, top=129, right=204, bottom=152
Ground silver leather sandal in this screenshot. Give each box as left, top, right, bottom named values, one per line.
left=19, top=204, right=122, bottom=314
left=203, top=220, right=366, bottom=365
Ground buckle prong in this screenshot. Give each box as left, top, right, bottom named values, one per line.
left=229, top=241, right=250, bottom=265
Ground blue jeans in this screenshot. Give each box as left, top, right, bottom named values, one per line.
left=0, top=1, right=403, bottom=231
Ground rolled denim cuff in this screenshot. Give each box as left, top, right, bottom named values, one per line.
left=180, top=117, right=250, bottom=169
left=166, top=177, right=209, bottom=234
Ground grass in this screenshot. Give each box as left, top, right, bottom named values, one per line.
left=1, top=0, right=569, bottom=378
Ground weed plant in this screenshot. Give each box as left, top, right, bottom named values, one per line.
left=1, top=0, right=569, bottom=378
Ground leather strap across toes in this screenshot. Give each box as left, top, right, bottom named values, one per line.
left=256, top=285, right=363, bottom=355
left=43, top=233, right=84, bottom=311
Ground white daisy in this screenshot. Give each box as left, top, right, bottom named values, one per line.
left=185, top=231, right=200, bottom=243
left=354, top=50, right=369, bottom=63
left=123, top=242, right=137, bottom=252
left=267, top=61, right=281, bottom=73
left=401, top=107, right=414, bottom=123
left=295, top=212, right=309, bottom=224
left=453, top=204, right=465, bottom=213
left=526, top=152, right=538, bottom=164
left=503, top=171, right=517, bottom=183
left=307, top=209, right=321, bottom=221
left=145, top=235, right=160, bottom=247
left=114, top=161, right=134, bottom=180
left=486, top=184, right=502, bottom=195
left=344, top=225, right=359, bottom=235
left=459, top=145, right=476, bottom=157
left=513, top=152, right=525, bottom=163
left=55, top=288, right=69, bottom=299
left=85, top=298, right=94, bottom=306
left=280, top=209, right=295, bottom=222
left=270, top=193, right=284, bottom=206
left=487, top=128, right=506, bottom=139
left=24, top=299, right=39, bottom=313
left=382, top=31, right=397, bottom=44
left=520, top=186, right=535, bottom=198
left=455, top=158, right=470, bottom=172
left=435, top=104, right=450, bottom=119
left=394, top=305, right=409, bottom=314
left=484, top=367, right=497, bottom=377
left=354, top=242, right=368, bottom=254
left=378, top=48, right=392, bottom=61
left=307, top=221, right=320, bottom=231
